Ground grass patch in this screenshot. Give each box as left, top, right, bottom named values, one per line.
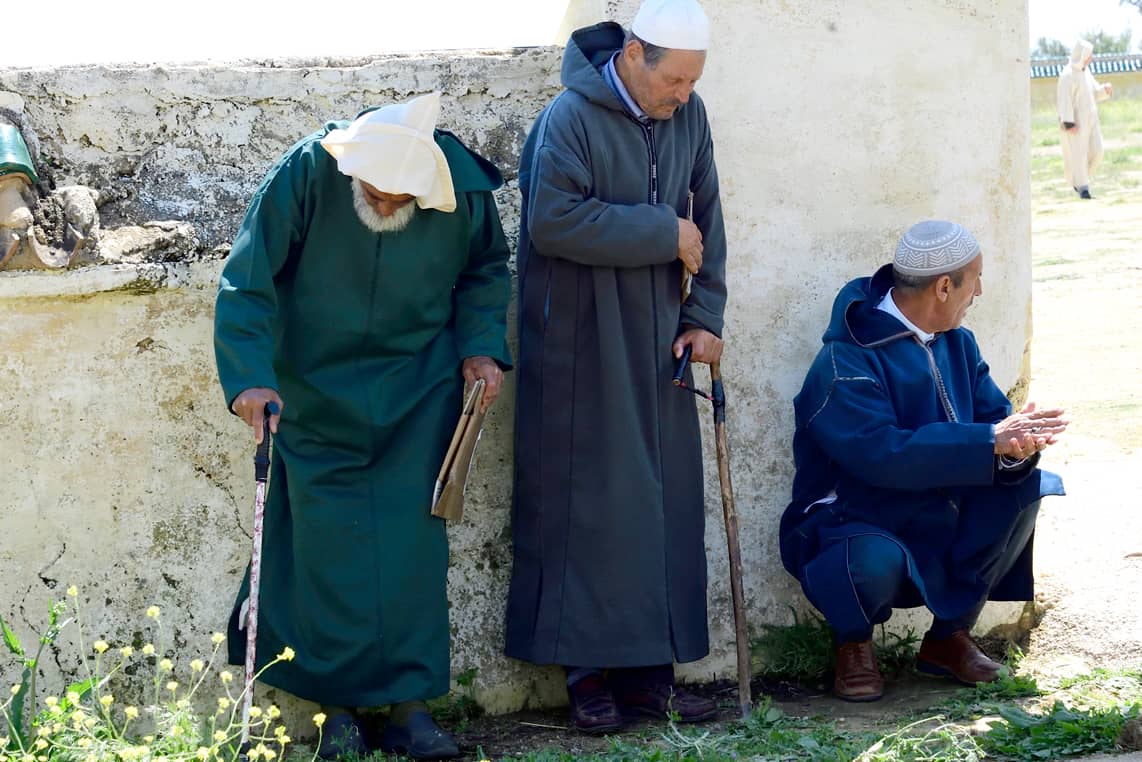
left=981, top=701, right=1140, bottom=760
left=750, top=611, right=920, bottom=683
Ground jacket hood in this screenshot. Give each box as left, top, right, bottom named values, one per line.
left=822, top=264, right=915, bottom=348
left=562, top=22, right=632, bottom=113
left=1070, top=39, right=1093, bottom=69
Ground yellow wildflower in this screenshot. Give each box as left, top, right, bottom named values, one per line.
left=9, top=685, right=19, bottom=696
left=33, top=739, right=47, bottom=751
left=312, top=712, right=327, bottom=729
left=43, top=696, right=58, bottom=708
left=212, top=730, right=227, bottom=743
left=66, top=691, right=80, bottom=704
left=267, top=705, right=281, bottom=719
left=189, top=659, right=205, bottom=673
left=219, top=670, right=233, bottom=684
left=93, top=640, right=109, bottom=654
left=262, top=749, right=277, bottom=761
left=99, top=694, right=114, bottom=708
left=217, top=697, right=231, bottom=711
left=145, top=606, right=161, bottom=620
left=36, top=727, right=50, bottom=737
left=66, top=586, right=78, bottom=597
left=141, top=644, right=156, bottom=657
left=125, top=706, right=139, bottom=721
left=211, top=632, right=225, bottom=646
left=144, top=735, right=154, bottom=744
left=165, top=681, right=179, bottom=693
left=277, top=647, right=295, bottom=662
left=119, top=646, right=134, bottom=657
left=248, top=706, right=263, bottom=718
left=196, top=748, right=209, bottom=761
left=159, top=658, right=173, bottom=672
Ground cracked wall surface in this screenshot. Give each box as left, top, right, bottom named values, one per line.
left=0, top=0, right=1032, bottom=721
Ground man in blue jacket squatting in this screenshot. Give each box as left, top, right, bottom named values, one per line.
left=779, top=220, right=1068, bottom=702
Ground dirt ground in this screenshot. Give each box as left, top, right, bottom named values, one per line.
left=1019, top=149, right=1142, bottom=682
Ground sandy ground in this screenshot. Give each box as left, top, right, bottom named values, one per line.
left=1019, top=177, right=1142, bottom=681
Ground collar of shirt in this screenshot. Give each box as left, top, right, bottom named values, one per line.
left=603, top=52, right=650, bottom=124
left=877, top=288, right=935, bottom=344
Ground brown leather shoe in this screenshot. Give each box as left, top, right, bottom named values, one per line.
left=613, top=682, right=717, bottom=723
left=833, top=640, right=884, bottom=702
left=917, top=630, right=1001, bottom=685
left=567, top=673, right=623, bottom=734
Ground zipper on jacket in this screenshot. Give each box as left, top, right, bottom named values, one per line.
left=915, top=336, right=959, bottom=422
left=634, top=119, right=659, bottom=203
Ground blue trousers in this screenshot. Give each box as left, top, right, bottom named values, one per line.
left=834, top=500, right=1040, bottom=643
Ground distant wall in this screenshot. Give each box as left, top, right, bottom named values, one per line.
left=1032, top=69, right=1142, bottom=109
left=1, top=0, right=1033, bottom=721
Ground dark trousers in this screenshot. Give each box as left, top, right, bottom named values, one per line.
left=835, top=500, right=1040, bottom=644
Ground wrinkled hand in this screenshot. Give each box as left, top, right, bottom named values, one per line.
left=462, top=356, right=503, bottom=414
left=673, top=328, right=724, bottom=365
left=994, top=401, right=1068, bottom=459
left=231, top=387, right=284, bottom=444
left=677, top=218, right=704, bottom=275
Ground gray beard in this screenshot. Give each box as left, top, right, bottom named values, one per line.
left=352, top=180, right=417, bottom=233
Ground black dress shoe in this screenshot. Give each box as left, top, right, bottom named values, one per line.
left=1080, top=189, right=1093, bottom=199
left=567, top=672, right=623, bottom=734
left=613, top=682, right=717, bottom=722
left=378, top=710, right=460, bottom=759
left=316, top=712, right=367, bottom=760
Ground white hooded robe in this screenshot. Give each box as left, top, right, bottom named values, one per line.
left=1057, top=40, right=1112, bottom=190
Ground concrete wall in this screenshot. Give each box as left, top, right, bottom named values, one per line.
left=1, top=0, right=1032, bottom=719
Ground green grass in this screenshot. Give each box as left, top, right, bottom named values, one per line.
left=750, top=610, right=921, bottom=682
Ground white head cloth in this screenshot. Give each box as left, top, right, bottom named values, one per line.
left=1070, top=39, right=1094, bottom=69
left=631, top=0, right=710, bottom=51
left=893, top=220, right=981, bottom=277
left=320, top=91, right=456, bottom=213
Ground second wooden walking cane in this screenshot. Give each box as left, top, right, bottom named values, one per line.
left=673, top=346, right=752, bottom=719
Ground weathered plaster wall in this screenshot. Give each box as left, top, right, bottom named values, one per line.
left=1, top=0, right=1032, bottom=720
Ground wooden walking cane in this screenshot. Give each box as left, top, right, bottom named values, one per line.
left=239, top=402, right=277, bottom=761
left=673, top=347, right=752, bottom=718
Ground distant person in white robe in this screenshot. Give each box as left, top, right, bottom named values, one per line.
left=1057, top=39, right=1113, bottom=200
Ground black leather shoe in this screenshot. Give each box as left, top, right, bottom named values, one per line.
left=378, top=710, right=460, bottom=760
left=316, top=712, right=366, bottom=760
left=613, top=682, right=717, bottom=722
left=567, top=672, right=623, bottom=734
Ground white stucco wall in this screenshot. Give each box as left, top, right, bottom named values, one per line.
left=0, top=0, right=1031, bottom=720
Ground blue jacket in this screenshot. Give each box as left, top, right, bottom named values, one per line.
left=780, top=265, right=1063, bottom=618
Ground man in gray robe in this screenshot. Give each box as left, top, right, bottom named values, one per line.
left=506, top=0, right=728, bottom=733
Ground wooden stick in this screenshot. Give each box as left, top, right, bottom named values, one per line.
left=710, top=361, right=752, bottom=718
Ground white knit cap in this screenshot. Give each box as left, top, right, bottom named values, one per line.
left=631, top=0, right=710, bottom=51
left=320, top=92, right=456, bottom=213
left=893, top=220, right=981, bottom=276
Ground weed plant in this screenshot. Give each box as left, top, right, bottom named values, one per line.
left=0, top=588, right=327, bottom=762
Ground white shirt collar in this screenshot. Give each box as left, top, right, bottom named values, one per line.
left=603, top=52, right=649, bottom=123
left=877, top=288, right=935, bottom=343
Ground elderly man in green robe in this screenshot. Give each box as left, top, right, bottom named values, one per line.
left=506, top=0, right=728, bottom=734
left=214, top=92, right=511, bottom=760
